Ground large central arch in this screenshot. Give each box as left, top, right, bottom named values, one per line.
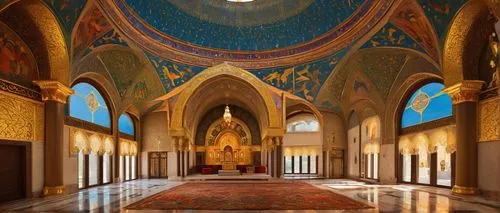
left=170, top=64, right=282, bottom=138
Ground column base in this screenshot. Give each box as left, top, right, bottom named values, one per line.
left=42, top=185, right=65, bottom=196
left=452, top=185, right=480, bottom=195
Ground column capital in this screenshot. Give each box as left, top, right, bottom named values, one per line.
left=33, top=80, right=74, bottom=104
left=443, top=80, right=484, bottom=104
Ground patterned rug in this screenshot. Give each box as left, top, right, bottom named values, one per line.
left=126, top=182, right=373, bottom=210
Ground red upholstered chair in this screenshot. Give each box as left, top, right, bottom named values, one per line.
left=255, top=166, right=266, bottom=173
left=201, top=167, right=212, bottom=174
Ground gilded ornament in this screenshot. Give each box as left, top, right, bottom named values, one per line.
left=443, top=1, right=489, bottom=86
left=452, top=185, right=480, bottom=195
left=33, top=80, right=74, bottom=104
left=42, top=185, right=65, bottom=196
left=479, top=98, right=500, bottom=142
left=443, top=81, right=484, bottom=104
left=0, top=91, right=43, bottom=142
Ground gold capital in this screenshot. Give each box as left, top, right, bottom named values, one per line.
left=443, top=80, right=484, bottom=104
left=33, top=81, right=74, bottom=104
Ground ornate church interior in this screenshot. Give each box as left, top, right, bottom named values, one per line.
left=1, top=0, right=500, bottom=212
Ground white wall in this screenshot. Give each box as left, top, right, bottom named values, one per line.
left=141, top=111, right=171, bottom=178
left=63, top=126, right=78, bottom=193
left=478, top=141, right=500, bottom=198
left=379, top=143, right=396, bottom=184
left=31, top=141, right=44, bottom=196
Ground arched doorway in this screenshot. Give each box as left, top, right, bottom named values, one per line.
left=167, top=64, right=283, bottom=177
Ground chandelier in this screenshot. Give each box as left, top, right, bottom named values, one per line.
left=223, top=105, right=232, bottom=125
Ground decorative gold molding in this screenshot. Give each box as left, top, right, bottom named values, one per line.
left=452, top=185, right=480, bottom=195
left=0, top=91, right=44, bottom=142
left=443, top=80, right=484, bottom=104
left=42, top=185, right=65, bottom=196
left=33, top=81, right=74, bottom=104
left=479, top=97, right=500, bottom=142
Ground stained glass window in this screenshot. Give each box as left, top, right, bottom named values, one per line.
left=119, top=113, right=135, bottom=135
left=70, top=83, right=110, bottom=128
left=401, top=83, right=452, bottom=128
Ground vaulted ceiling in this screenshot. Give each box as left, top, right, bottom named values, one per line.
left=36, top=0, right=470, bottom=113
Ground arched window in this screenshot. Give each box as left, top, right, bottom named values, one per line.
left=399, top=82, right=455, bottom=187
left=119, top=113, right=135, bottom=135
left=401, top=82, right=452, bottom=128
left=286, top=114, right=319, bottom=132
left=69, top=82, right=113, bottom=189
left=69, top=82, right=111, bottom=128
left=118, top=113, right=137, bottom=181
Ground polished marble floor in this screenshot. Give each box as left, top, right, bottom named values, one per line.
left=1, top=179, right=500, bottom=212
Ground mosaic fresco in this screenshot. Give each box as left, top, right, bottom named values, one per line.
left=145, top=52, right=206, bottom=93
left=123, top=0, right=364, bottom=51
left=43, top=0, right=87, bottom=41
left=361, top=23, right=426, bottom=54
left=390, top=0, right=440, bottom=60
left=0, top=22, right=38, bottom=87
left=360, top=51, right=408, bottom=100
left=83, top=30, right=129, bottom=57
left=72, top=3, right=113, bottom=56
left=253, top=48, right=349, bottom=101
left=418, top=0, right=468, bottom=41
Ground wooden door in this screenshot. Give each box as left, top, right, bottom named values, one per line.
left=330, top=149, right=344, bottom=178
left=149, top=152, right=168, bottom=178
left=0, top=143, right=27, bottom=203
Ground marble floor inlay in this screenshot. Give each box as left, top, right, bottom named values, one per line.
left=1, top=179, right=500, bottom=212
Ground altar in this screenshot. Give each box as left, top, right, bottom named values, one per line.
left=222, top=162, right=237, bottom=170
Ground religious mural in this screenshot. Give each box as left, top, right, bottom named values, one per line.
left=418, top=0, right=468, bottom=41
left=85, top=30, right=128, bottom=56
left=0, top=22, right=38, bottom=87
left=253, top=48, right=349, bottom=102
left=145, top=52, right=206, bottom=93
left=72, top=3, right=113, bottom=56
left=390, top=0, right=440, bottom=60
left=43, top=0, right=87, bottom=39
left=361, top=23, right=426, bottom=55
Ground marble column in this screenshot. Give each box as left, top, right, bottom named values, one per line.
left=444, top=80, right=483, bottom=195
left=33, top=81, right=74, bottom=196
left=275, top=137, right=283, bottom=178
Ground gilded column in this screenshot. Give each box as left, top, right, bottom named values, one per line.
left=33, top=81, right=74, bottom=196
left=444, top=80, right=483, bottom=195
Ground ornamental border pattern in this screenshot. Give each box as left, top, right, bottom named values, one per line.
left=478, top=97, right=500, bottom=142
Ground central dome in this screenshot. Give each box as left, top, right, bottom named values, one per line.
left=123, top=0, right=366, bottom=51
left=169, top=0, right=313, bottom=28
left=103, top=0, right=393, bottom=68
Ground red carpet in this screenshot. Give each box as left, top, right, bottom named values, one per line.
left=126, top=182, right=373, bottom=210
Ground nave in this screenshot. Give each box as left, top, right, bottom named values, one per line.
left=1, top=179, right=499, bottom=212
